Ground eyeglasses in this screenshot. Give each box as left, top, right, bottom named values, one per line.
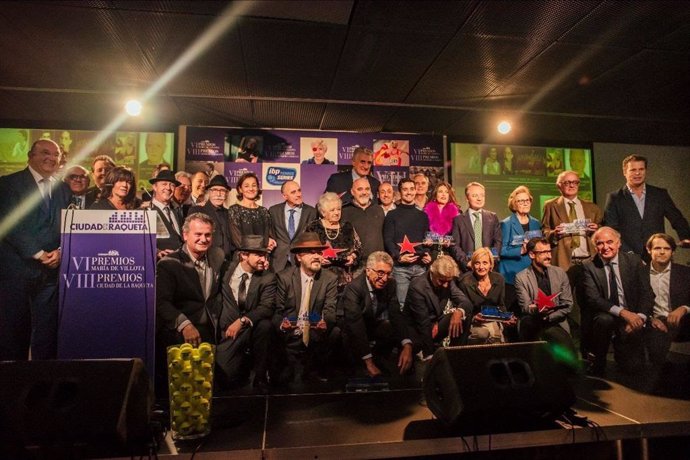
left=67, top=174, right=88, bottom=181
left=208, top=188, right=228, bottom=194
left=560, top=180, right=580, bottom=187
left=367, top=268, right=392, bottom=279
left=515, top=199, right=532, bottom=205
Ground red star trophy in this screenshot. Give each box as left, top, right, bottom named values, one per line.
left=322, top=242, right=346, bottom=260
left=535, top=289, right=561, bottom=313
left=398, top=235, right=422, bottom=255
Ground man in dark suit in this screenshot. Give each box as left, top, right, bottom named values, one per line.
left=340, top=251, right=413, bottom=377
left=580, top=226, right=654, bottom=376
left=604, top=154, right=690, bottom=261
left=644, top=233, right=690, bottom=365
left=84, top=154, right=115, bottom=208
left=216, top=235, right=276, bottom=391
left=0, top=139, right=72, bottom=360
left=63, top=164, right=90, bottom=209
left=404, top=255, right=472, bottom=360
left=268, top=180, right=317, bottom=272
left=274, top=232, right=338, bottom=381
left=148, top=169, right=184, bottom=259
left=189, top=174, right=234, bottom=260
left=155, top=212, right=225, bottom=393
left=451, top=182, right=501, bottom=271
left=325, top=147, right=380, bottom=204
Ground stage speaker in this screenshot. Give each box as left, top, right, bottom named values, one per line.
left=423, top=341, right=575, bottom=428
left=0, top=359, right=152, bottom=449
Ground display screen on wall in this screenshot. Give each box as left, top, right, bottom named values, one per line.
left=0, top=128, right=175, bottom=191
left=449, top=142, right=594, bottom=220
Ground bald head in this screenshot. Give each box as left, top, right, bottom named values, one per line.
left=351, top=177, right=372, bottom=207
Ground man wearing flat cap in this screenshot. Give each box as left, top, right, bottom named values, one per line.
left=190, top=174, right=234, bottom=260
left=273, top=232, right=339, bottom=382
left=148, top=169, right=184, bottom=259
left=216, top=235, right=276, bottom=392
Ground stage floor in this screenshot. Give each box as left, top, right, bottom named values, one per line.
left=160, top=376, right=690, bottom=459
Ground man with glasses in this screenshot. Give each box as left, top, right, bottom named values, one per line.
left=515, top=238, right=575, bottom=354
left=404, top=255, right=472, bottom=361
left=451, top=182, right=501, bottom=271
left=190, top=175, right=234, bottom=260
left=340, top=251, right=413, bottom=377
left=63, top=164, right=90, bottom=209
left=173, top=171, right=193, bottom=218
left=542, top=170, right=602, bottom=271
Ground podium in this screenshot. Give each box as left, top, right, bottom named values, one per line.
left=58, top=210, right=157, bottom=377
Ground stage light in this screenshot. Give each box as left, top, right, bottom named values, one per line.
left=497, top=121, right=512, bottom=135
left=125, top=99, right=142, bottom=116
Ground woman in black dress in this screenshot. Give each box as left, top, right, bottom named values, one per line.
left=227, top=172, right=276, bottom=253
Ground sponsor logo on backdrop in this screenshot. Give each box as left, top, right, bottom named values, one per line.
left=266, top=166, right=297, bottom=186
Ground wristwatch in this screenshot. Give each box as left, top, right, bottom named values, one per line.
left=240, top=316, right=249, bottom=327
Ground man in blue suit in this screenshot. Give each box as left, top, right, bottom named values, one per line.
left=0, top=139, right=72, bottom=360
left=604, top=154, right=690, bottom=261
left=325, top=147, right=380, bottom=205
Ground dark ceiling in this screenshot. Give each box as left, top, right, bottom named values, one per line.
left=1, top=0, right=690, bottom=145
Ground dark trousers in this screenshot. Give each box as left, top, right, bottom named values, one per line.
left=0, top=271, right=58, bottom=361
left=589, top=311, right=644, bottom=374
left=273, top=326, right=342, bottom=382
left=344, top=318, right=397, bottom=364
left=215, top=319, right=271, bottom=388
left=518, top=315, right=576, bottom=356
left=644, top=315, right=690, bottom=365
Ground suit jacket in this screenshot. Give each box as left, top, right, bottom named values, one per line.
left=451, top=208, right=502, bottom=270
left=325, top=170, right=380, bottom=205
left=268, top=202, right=317, bottom=272
left=0, top=168, right=72, bottom=280
left=499, top=213, right=542, bottom=284
left=218, top=260, right=276, bottom=330
left=274, top=266, right=338, bottom=330
left=514, top=265, right=572, bottom=333
left=189, top=201, right=235, bottom=259
left=404, top=272, right=473, bottom=357
left=339, top=272, right=405, bottom=359
left=645, top=262, right=690, bottom=312
left=604, top=184, right=690, bottom=258
left=541, top=196, right=602, bottom=270
left=84, top=186, right=101, bottom=208
left=580, top=251, right=654, bottom=317
left=155, top=246, right=225, bottom=342
left=151, top=202, right=184, bottom=252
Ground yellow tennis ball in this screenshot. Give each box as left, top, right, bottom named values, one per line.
left=167, top=347, right=181, bottom=360
left=178, top=421, right=193, bottom=435
left=180, top=365, right=193, bottom=380
left=171, top=391, right=184, bottom=406
left=179, top=382, right=193, bottom=396
left=200, top=380, right=212, bottom=396
left=179, top=401, right=192, bottom=414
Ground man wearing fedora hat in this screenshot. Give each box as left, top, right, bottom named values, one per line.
left=217, top=235, right=276, bottom=392
left=149, top=169, right=184, bottom=259
left=273, top=232, right=339, bottom=383
left=190, top=174, right=234, bottom=260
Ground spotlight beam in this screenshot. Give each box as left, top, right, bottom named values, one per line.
left=0, top=1, right=254, bottom=240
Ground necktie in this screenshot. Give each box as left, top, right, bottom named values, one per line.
left=164, top=206, right=180, bottom=235
left=238, top=273, right=248, bottom=313
left=473, top=212, right=482, bottom=251
left=40, top=178, right=52, bottom=210
left=299, top=278, right=313, bottom=346
left=568, top=201, right=580, bottom=248
left=288, top=209, right=296, bottom=240
left=607, top=262, right=619, bottom=306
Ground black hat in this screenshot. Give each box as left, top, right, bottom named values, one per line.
left=207, top=174, right=230, bottom=190
left=149, top=169, right=181, bottom=186
left=290, top=232, right=328, bottom=253
left=237, top=235, right=270, bottom=253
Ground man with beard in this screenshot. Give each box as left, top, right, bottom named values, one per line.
left=217, top=235, right=276, bottom=392
left=515, top=237, right=575, bottom=354
left=190, top=175, right=234, bottom=260
left=342, top=177, right=385, bottom=265
left=274, top=232, right=338, bottom=382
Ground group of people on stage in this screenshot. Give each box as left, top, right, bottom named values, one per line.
left=2, top=139, right=690, bottom=395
